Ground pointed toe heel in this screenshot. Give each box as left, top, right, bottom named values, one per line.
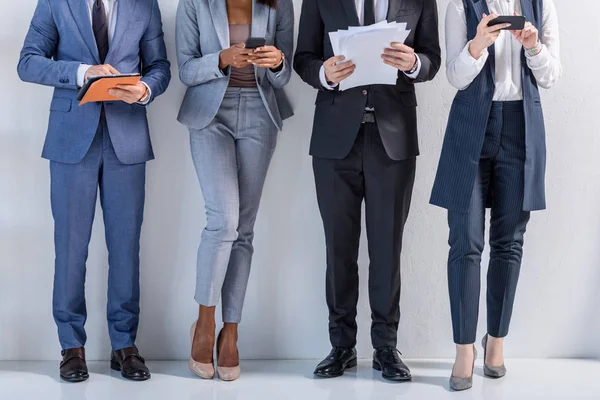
left=482, top=334, right=507, bottom=379
left=449, top=345, right=477, bottom=391
left=189, top=321, right=215, bottom=379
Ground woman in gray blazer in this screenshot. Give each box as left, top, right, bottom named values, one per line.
left=176, top=0, right=294, bottom=381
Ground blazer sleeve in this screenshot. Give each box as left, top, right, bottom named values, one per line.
left=139, top=0, right=171, bottom=104
left=177, top=0, right=229, bottom=87
left=293, top=0, right=326, bottom=90
left=266, top=0, right=294, bottom=89
left=17, top=0, right=81, bottom=89
left=406, top=0, right=441, bottom=83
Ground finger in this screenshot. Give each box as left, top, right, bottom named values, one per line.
left=105, top=65, right=120, bottom=75
left=486, top=23, right=511, bottom=33
left=332, top=69, right=354, bottom=83
left=382, top=51, right=414, bottom=62
left=332, top=61, right=355, bottom=73
left=389, top=43, right=414, bottom=53
left=327, top=55, right=346, bottom=66
left=331, top=63, right=356, bottom=76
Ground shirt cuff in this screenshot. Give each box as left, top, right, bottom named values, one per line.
left=463, top=40, right=489, bottom=67
left=76, top=64, right=92, bottom=88
left=403, top=54, right=422, bottom=79
left=137, top=81, right=152, bottom=105
left=319, top=65, right=338, bottom=90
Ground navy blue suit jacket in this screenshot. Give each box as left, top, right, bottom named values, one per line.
left=18, top=0, right=171, bottom=164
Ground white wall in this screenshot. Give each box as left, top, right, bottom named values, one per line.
left=1, top=0, right=599, bottom=361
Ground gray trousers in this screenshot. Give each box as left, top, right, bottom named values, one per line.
left=190, top=88, right=278, bottom=323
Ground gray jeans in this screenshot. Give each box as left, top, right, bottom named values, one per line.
left=190, top=88, right=278, bottom=323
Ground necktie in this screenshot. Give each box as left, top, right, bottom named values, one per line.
left=92, top=0, right=109, bottom=63
left=364, top=0, right=376, bottom=26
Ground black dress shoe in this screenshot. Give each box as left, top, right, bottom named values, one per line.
left=314, top=347, right=357, bottom=378
left=110, top=347, right=151, bottom=381
left=60, top=347, right=89, bottom=383
left=373, top=347, right=411, bottom=382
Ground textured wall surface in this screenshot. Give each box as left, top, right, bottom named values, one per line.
left=0, top=0, right=599, bottom=361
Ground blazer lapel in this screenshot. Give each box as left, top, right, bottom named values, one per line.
left=67, top=0, right=100, bottom=63
left=251, top=0, right=270, bottom=39
left=472, top=0, right=495, bottom=81
left=209, top=0, right=230, bottom=50
left=105, top=0, right=137, bottom=63
left=340, top=0, right=360, bottom=27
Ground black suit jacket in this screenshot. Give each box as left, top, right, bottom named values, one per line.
left=294, top=0, right=441, bottom=161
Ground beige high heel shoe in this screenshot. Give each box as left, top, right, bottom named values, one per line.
left=189, top=321, right=215, bottom=379
left=216, top=330, right=240, bottom=381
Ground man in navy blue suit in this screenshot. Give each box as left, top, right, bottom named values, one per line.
left=18, top=0, right=170, bottom=382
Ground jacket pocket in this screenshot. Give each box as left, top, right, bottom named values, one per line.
left=50, top=98, right=72, bottom=112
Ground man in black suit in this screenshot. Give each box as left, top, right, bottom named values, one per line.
left=294, top=0, right=440, bottom=381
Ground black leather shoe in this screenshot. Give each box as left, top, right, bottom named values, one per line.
left=373, top=347, right=411, bottom=381
left=110, top=347, right=151, bottom=381
left=314, top=347, right=357, bottom=378
left=60, top=347, right=89, bottom=383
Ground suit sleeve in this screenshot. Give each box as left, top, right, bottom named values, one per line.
left=139, top=0, right=172, bottom=104
left=266, top=0, right=294, bottom=89
left=17, top=0, right=81, bottom=89
left=406, top=0, right=441, bottom=83
left=177, top=0, right=229, bottom=87
left=293, top=0, right=326, bottom=90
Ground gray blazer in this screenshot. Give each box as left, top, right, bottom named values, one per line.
left=176, top=0, right=294, bottom=131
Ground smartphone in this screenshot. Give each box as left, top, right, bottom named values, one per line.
left=245, top=37, right=267, bottom=49
left=488, top=15, right=526, bottom=30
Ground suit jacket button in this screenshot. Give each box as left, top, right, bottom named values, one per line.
left=362, top=90, right=368, bottom=95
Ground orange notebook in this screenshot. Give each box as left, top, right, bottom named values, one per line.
left=77, top=74, right=141, bottom=106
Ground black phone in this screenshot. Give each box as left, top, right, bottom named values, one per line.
left=488, top=15, right=526, bottom=30
left=245, top=37, right=266, bottom=49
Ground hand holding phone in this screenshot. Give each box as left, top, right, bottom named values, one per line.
left=468, top=13, right=512, bottom=59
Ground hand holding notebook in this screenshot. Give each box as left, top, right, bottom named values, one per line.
left=77, top=73, right=143, bottom=105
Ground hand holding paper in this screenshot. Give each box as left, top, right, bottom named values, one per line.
left=382, top=43, right=418, bottom=72
left=328, top=22, right=411, bottom=91
left=323, top=56, right=356, bottom=85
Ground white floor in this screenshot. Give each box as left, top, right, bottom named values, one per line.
left=0, top=359, right=599, bottom=400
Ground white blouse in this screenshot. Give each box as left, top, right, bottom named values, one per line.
left=445, top=0, right=562, bottom=101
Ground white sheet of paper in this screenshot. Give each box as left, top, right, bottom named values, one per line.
left=339, top=28, right=411, bottom=91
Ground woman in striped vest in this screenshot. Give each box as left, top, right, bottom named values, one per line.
left=431, top=0, right=561, bottom=391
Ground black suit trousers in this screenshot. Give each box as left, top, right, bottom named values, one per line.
left=313, top=121, right=416, bottom=349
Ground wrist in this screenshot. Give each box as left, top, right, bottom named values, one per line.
left=525, top=40, right=542, bottom=56
left=468, top=41, right=485, bottom=60
left=405, top=54, right=418, bottom=74
left=218, top=51, right=229, bottom=70
left=138, top=85, right=150, bottom=103
left=270, top=51, right=285, bottom=71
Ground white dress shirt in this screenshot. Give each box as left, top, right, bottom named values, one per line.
left=445, top=0, right=562, bottom=101
left=319, top=0, right=422, bottom=90
left=76, top=0, right=151, bottom=103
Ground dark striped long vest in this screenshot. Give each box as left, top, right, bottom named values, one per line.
left=430, top=0, right=546, bottom=213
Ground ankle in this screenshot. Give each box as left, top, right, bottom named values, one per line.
left=221, top=323, right=238, bottom=338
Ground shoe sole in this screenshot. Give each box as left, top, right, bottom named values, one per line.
left=110, top=360, right=151, bottom=381
left=372, top=360, right=412, bottom=381
left=60, top=374, right=89, bottom=383
left=314, top=358, right=358, bottom=378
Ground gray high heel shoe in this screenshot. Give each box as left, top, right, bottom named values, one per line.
left=449, top=345, right=477, bottom=391
left=482, top=334, right=507, bottom=378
